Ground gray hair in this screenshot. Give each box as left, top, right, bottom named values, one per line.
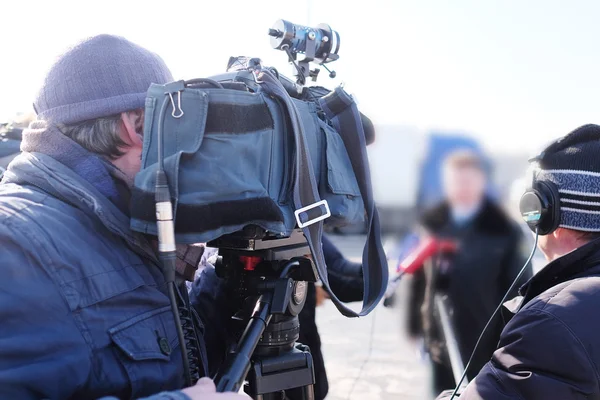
left=58, top=114, right=127, bottom=159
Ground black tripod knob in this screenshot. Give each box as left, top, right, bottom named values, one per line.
left=268, top=28, right=282, bottom=38
left=322, top=64, right=336, bottom=79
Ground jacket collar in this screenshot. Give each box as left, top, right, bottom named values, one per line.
left=501, top=238, right=600, bottom=321
left=2, top=124, right=158, bottom=265
left=19, top=122, right=131, bottom=212
left=519, top=237, right=600, bottom=307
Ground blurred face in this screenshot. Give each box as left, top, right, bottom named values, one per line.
left=443, top=164, right=486, bottom=209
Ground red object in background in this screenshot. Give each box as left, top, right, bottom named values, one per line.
left=239, top=255, right=262, bottom=271
left=397, top=237, right=458, bottom=275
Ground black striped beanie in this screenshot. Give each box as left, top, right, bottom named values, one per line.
left=536, top=124, right=600, bottom=232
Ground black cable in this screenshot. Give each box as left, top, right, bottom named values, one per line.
left=176, top=284, right=202, bottom=383
left=167, top=279, right=193, bottom=386
left=157, top=99, right=169, bottom=172
left=279, top=260, right=300, bottom=278
left=282, top=45, right=306, bottom=85
left=156, top=92, right=193, bottom=387
left=268, top=66, right=280, bottom=79
left=185, top=78, right=225, bottom=89
left=449, top=229, right=539, bottom=399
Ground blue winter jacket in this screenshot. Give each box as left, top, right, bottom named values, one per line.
left=0, top=147, right=228, bottom=399
left=439, top=237, right=600, bottom=399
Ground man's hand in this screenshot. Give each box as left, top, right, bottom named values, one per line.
left=181, top=378, right=250, bottom=399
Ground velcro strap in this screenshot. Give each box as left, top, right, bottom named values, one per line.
left=206, top=102, right=273, bottom=134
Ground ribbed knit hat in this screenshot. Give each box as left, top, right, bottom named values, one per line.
left=536, top=124, right=600, bottom=231
left=34, top=34, right=173, bottom=125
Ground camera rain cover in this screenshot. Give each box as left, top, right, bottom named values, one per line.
left=130, top=69, right=387, bottom=317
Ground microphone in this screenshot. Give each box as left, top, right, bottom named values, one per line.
left=398, top=237, right=457, bottom=275
left=391, top=237, right=458, bottom=283
left=384, top=236, right=457, bottom=306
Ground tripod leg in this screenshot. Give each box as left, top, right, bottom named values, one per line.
left=300, top=384, right=315, bottom=400
left=255, top=391, right=285, bottom=400
left=217, top=295, right=272, bottom=393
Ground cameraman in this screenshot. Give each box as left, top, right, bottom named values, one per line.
left=0, top=35, right=246, bottom=400
left=438, top=124, right=600, bottom=399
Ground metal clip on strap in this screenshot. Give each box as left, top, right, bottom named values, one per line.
left=164, top=80, right=186, bottom=119
left=169, top=92, right=184, bottom=118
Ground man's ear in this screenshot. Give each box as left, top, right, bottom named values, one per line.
left=120, top=110, right=144, bottom=147
left=552, top=228, right=563, bottom=240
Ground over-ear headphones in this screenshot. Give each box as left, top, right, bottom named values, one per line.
left=519, top=150, right=561, bottom=235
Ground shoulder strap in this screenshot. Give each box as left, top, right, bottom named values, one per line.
left=318, top=87, right=388, bottom=316
left=257, top=70, right=387, bottom=317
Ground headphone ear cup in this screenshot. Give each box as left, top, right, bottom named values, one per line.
left=519, top=190, right=545, bottom=233
left=519, top=181, right=561, bottom=235
left=537, top=180, right=561, bottom=235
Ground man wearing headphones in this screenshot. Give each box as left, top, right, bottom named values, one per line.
left=438, top=124, right=600, bottom=399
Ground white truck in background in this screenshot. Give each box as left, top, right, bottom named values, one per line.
left=365, top=125, right=426, bottom=234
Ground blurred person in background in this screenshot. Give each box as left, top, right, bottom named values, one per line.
left=406, top=149, right=532, bottom=395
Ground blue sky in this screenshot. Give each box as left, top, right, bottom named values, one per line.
left=2, top=0, right=599, bottom=153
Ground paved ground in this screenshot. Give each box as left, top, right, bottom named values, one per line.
left=318, top=235, right=432, bottom=400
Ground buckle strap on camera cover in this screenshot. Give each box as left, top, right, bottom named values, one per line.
left=295, top=200, right=331, bottom=228
left=257, top=70, right=387, bottom=317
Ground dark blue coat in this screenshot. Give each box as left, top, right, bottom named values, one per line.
left=410, top=200, right=531, bottom=387
left=0, top=150, right=226, bottom=400
left=445, top=237, right=600, bottom=399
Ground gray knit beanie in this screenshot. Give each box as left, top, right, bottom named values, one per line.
left=536, top=124, right=600, bottom=231
left=34, top=34, right=173, bottom=125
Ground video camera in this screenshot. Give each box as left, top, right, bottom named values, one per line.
left=129, top=20, right=388, bottom=398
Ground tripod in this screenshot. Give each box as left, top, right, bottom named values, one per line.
left=211, top=229, right=317, bottom=400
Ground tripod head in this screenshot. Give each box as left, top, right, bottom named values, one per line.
left=210, top=229, right=318, bottom=397
left=210, top=229, right=317, bottom=316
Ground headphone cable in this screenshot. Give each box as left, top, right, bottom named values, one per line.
left=449, top=229, right=539, bottom=399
